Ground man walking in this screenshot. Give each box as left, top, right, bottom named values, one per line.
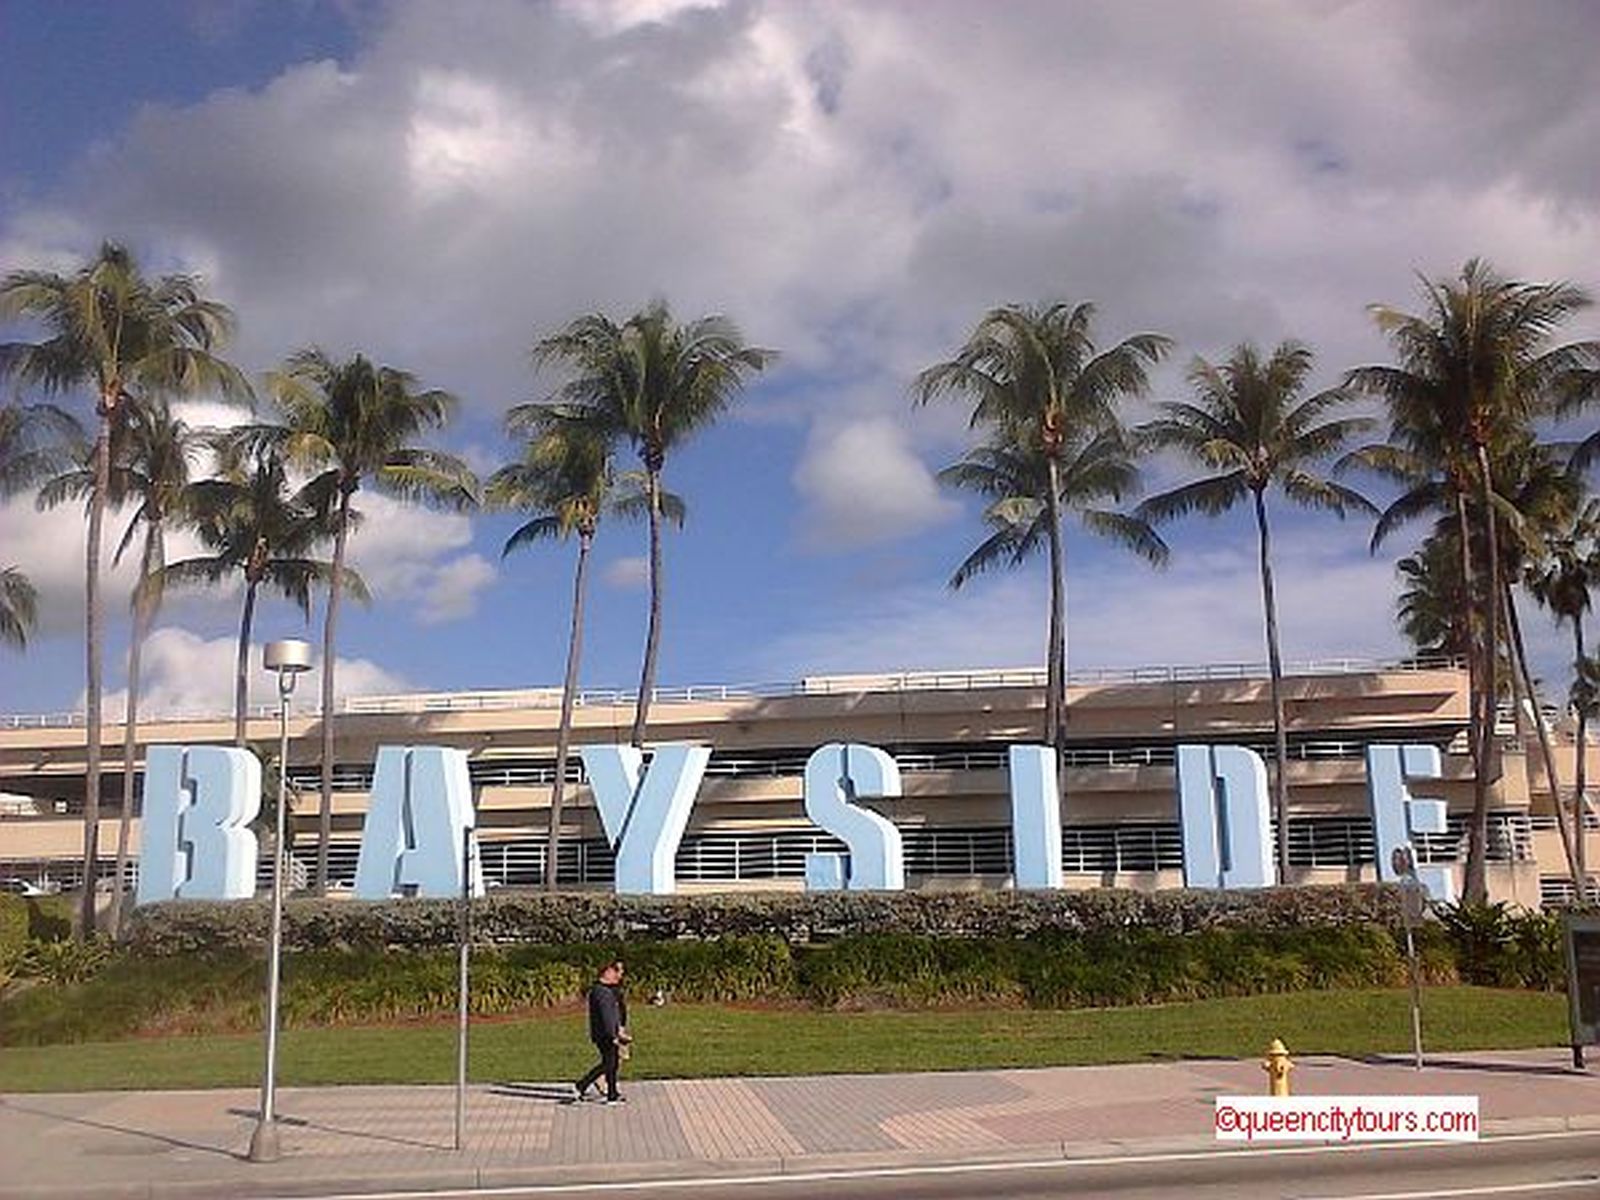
left=574, top=959, right=630, bottom=1104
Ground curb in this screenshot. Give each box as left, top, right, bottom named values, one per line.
left=4, top=1119, right=1600, bottom=1200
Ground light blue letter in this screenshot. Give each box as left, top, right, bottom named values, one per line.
left=1008, top=745, right=1062, bottom=889
left=1366, top=744, right=1456, bottom=904
left=580, top=743, right=710, bottom=895
left=1177, top=744, right=1275, bottom=889
left=135, top=745, right=261, bottom=905
left=803, top=743, right=904, bottom=890
left=354, top=746, right=485, bottom=899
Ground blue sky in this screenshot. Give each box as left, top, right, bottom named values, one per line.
left=3, top=0, right=1599, bottom=717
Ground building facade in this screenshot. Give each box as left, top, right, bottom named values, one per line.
left=1, top=658, right=1595, bottom=907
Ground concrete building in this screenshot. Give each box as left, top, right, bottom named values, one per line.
left=1, top=657, right=1595, bottom=906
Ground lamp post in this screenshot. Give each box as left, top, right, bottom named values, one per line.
left=249, top=638, right=312, bottom=1163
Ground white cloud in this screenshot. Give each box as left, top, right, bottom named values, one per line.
left=343, top=492, right=495, bottom=623
left=0, top=495, right=220, bottom=638
left=416, top=552, right=496, bottom=624
left=1, top=497, right=130, bottom=636
left=558, top=0, right=727, bottom=36
left=792, top=416, right=959, bottom=548
left=5, top=0, right=1600, bottom=700
left=97, top=625, right=410, bottom=720
left=6, top=2, right=1596, bottom=401
left=602, top=556, right=649, bottom=589
left=406, top=70, right=536, bottom=202
left=1, top=477, right=494, bottom=641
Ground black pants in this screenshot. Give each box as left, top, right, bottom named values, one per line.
left=577, top=1039, right=620, bottom=1099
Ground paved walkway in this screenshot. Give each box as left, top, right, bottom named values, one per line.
left=2, top=1050, right=1597, bottom=1198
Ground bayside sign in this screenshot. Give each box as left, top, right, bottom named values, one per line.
left=134, top=740, right=1457, bottom=907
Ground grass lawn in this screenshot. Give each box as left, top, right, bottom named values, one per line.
left=0, top=986, right=1567, bottom=1093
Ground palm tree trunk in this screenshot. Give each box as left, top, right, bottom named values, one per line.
left=1575, top=616, right=1590, bottom=901
left=1043, top=457, right=1067, bottom=753
left=1453, top=486, right=1489, bottom=904
left=630, top=466, right=665, bottom=749
left=1252, top=487, right=1292, bottom=884
left=547, top=532, right=593, bottom=892
left=1502, top=576, right=1579, bottom=884
left=235, top=578, right=260, bottom=747
left=317, top=490, right=352, bottom=895
left=107, top=534, right=157, bottom=940
left=80, top=409, right=111, bottom=939
left=1467, top=445, right=1503, bottom=904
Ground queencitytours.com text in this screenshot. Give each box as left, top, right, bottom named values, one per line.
left=1214, top=1096, right=1479, bottom=1143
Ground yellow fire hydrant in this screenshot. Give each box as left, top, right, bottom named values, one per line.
left=1263, top=1038, right=1294, bottom=1097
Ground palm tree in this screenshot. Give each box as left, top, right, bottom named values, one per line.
left=0, top=567, right=37, bottom=648
left=1396, top=532, right=1473, bottom=661
left=39, top=400, right=202, bottom=935
left=1353, top=433, right=1586, bottom=888
left=1494, top=441, right=1586, bottom=888
left=489, top=408, right=680, bottom=889
left=1348, top=259, right=1597, bottom=902
left=1135, top=341, right=1374, bottom=882
left=1527, top=498, right=1600, bottom=897
left=0, top=243, right=249, bottom=933
left=266, top=349, right=475, bottom=893
left=111, top=400, right=200, bottom=933
left=164, top=437, right=366, bottom=746
left=915, top=301, right=1170, bottom=751
left=533, top=302, right=774, bottom=747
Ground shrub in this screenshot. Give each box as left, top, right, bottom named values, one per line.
left=1434, top=903, right=1567, bottom=990
left=1437, top=902, right=1517, bottom=985
left=1507, top=910, right=1566, bottom=991
left=27, top=897, right=75, bottom=943
left=0, top=896, right=27, bottom=959
left=17, top=937, right=112, bottom=986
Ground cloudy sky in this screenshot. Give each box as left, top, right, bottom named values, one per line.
left=2, top=0, right=1598, bottom=718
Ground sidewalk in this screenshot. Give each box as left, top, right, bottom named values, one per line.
left=1, top=1049, right=1596, bottom=1199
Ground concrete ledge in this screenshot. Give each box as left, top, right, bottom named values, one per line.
left=476, top=1157, right=789, bottom=1189
left=12, top=1125, right=1600, bottom=1200
left=1486, top=1114, right=1600, bottom=1136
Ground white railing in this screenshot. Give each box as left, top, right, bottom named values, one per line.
left=0, top=654, right=1466, bottom=730
left=0, top=702, right=283, bottom=730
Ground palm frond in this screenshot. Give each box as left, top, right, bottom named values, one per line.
left=1278, top=470, right=1377, bottom=517
left=1134, top=472, right=1249, bottom=524
left=1079, top=508, right=1169, bottom=565
left=949, top=523, right=1031, bottom=590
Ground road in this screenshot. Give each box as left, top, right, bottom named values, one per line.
left=271, top=1129, right=1600, bottom=1200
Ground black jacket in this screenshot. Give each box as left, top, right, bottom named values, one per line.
left=587, top=981, right=627, bottom=1044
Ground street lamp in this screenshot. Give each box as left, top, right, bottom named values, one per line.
left=249, top=638, right=313, bottom=1163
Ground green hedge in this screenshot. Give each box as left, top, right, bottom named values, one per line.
left=2, top=890, right=1572, bottom=1049
left=0, top=922, right=1507, bottom=1048
left=123, top=885, right=1406, bottom=955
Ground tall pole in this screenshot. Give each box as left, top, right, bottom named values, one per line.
left=1404, top=919, right=1424, bottom=1071
left=455, top=821, right=471, bottom=1153
left=251, top=639, right=310, bottom=1165
left=1392, top=847, right=1425, bottom=1072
